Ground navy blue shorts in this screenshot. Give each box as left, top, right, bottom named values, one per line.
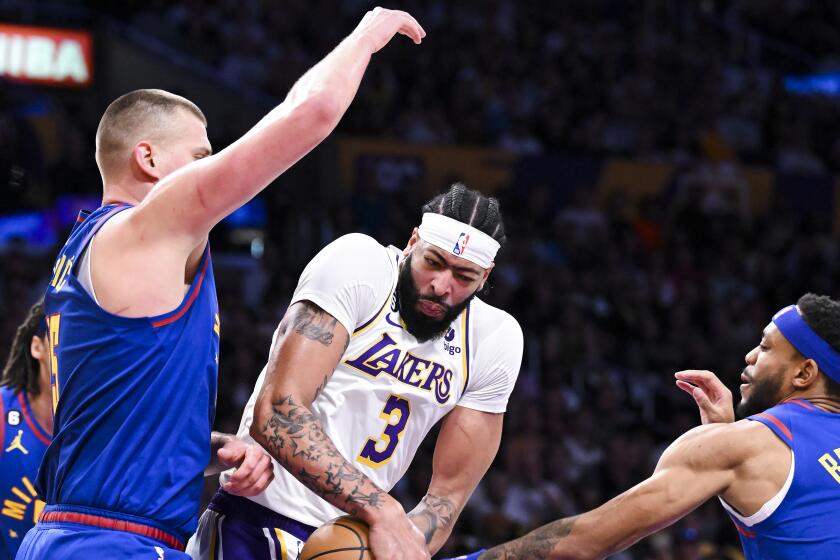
left=187, top=491, right=316, bottom=560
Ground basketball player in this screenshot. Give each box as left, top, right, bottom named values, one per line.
left=0, top=300, right=51, bottom=559
left=188, top=184, right=524, bottom=560
left=17, top=8, right=426, bottom=560
left=450, top=293, right=840, bottom=559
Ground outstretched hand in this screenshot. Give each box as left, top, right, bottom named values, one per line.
left=217, top=438, right=275, bottom=497
left=675, top=370, right=735, bottom=424
left=351, top=7, right=426, bottom=53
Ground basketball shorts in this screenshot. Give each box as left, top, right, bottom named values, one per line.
left=187, top=490, right=316, bottom=560
left=17, top=521, right=190, bottom=559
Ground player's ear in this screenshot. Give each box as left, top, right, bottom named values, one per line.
left=403, top=228, right=420, bottom=256
left=30, top=335, right=46, bottom=361
left=793, top=357, right=820, bottom=389
left=131, top=141, right=160, bottom=181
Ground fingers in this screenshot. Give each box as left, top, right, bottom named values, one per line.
left=675, top=380, right=710, bottom=404
left=223, top=444, right=274, bottom=496
left=675, top=370, right=728, bottom=393
left=675, top=379, right=697, bottom=397
left=226, top=461, right=274, bottom=497
left=397, top=12, right=426, bottom=44
left=216, top=444, right=243, bottom=466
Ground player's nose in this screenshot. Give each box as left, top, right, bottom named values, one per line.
left=429, top=270, right=453, bottom=298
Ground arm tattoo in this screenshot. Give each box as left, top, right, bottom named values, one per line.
left=260, top=393, right=386, bottom=516
left=481, top=516, right=579, bottom=560
left=285, top=301, right=338, bottom=347
left=408, top=493, right=457, bottom=544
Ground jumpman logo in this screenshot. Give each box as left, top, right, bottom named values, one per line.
left=154, top=546, right=165, bottom=559
left=5, top=430, right=28, bottom=455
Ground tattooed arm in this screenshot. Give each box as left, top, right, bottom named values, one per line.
left=409, top=406, right=504, bottom=555
left=250, top=300, right=429, bottom=560
left=476, top=423, right=756, bottom=560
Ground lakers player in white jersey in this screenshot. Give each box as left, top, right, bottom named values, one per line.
left=188, top=184, right=523, bottom=560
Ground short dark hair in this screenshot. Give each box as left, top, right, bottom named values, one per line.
left=422, top=182, right=507, bottom=246
left=1, top=299, right=46, bottom=396
left=796, top=293, right=840, bottom=398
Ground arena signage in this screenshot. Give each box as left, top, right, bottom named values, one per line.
left=0, top=24, right=93, bottom=87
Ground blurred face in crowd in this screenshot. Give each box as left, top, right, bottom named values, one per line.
left=398, top=233, right=491, bottom=342
left=737, top=323, right=800, bottom=418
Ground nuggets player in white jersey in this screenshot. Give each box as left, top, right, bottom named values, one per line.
left=189, top=183, right=523, bottom=560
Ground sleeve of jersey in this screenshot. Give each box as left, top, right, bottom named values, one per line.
left=290, top=233, right=393, bottom=336
left=747, top=406, right=794, bottom=448
left=457, top=312, right=524, bottom=413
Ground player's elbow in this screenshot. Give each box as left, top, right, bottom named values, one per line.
left=249, top=397, right=273, bottom=448
left=300, top=90, right=342, bottom=132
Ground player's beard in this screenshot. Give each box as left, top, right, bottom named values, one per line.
left=396, top=253, right=476, bottom=343
left=735, top=367, right=785, bottom=419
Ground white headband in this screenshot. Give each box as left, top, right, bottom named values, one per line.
left=417, top=213, right=500, bottom=269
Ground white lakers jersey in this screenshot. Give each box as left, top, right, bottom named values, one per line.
left=222, top=233, right=523, bottom=527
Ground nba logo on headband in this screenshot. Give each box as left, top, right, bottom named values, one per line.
left=418, top=213, right=499, bottom=268
left=453, top=233, right=470, bottom=256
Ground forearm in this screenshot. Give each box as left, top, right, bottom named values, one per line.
left=277, top=33, right=373, bottom=129
left=479, top=516, right=588, bottom=560
left=156, top=35, right=373, bottom=243
left=408, top=492, right=459, bottom=555
left=205, top=431, right=235, bottom=476
left=251, top=393, right=393, bottom=523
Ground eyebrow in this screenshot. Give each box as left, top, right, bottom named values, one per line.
left=427, top=247, right=481, bottom=276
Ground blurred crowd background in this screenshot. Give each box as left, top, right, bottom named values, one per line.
left=3, top=1, right=840, bottom=558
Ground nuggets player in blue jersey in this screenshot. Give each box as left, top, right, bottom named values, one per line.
left=0, top=301, right=51, bottom=560
left=17, top=9, right=426, bottom=560
left=450, top=292, right=840, bottom=560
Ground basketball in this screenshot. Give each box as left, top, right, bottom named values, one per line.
left=300, top=516, right=374, bottom=560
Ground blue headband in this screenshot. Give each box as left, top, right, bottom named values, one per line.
left=772, top=305, right=840, bottom=384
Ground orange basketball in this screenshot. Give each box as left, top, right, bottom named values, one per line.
left=300, top=516, right=374, bottom=560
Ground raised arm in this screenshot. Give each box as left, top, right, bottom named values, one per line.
left=408, top=406, right=503, bottom=555
left=249, top=300, right=429, bottom=560
left=478, top=423, right=742, bottom=560
left=136, top=8, right=425, bottom=248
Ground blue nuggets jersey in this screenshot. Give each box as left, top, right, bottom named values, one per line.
left=0, top=387, right=50, bottom=560
left=724, top=399, right=840, bottom=557
left=38, top=204, right=219, bottom=544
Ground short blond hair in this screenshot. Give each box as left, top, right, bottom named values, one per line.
left=95, top=89, right=207, bottom=175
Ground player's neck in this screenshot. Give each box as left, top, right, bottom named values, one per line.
left=28, top=387, right=53, bottom=435
left=27, top=364, right=54, bottom=434
left=102, top=178, right=150, bottom=207
left=788, top=395, right=840, bottom=414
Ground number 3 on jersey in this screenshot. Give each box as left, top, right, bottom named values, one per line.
left=358, top=394, right=411, bottom=468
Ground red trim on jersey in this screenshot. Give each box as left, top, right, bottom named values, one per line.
left=787, top=399, right=816, bottom=411
left=151, top=252, right=210, bottom=328
left=732, top=521, right=756, bottom=539
left=17, top=392, right=50, bottom=445
left=39, top=510, right=185, bottom=550
left=756, top=412, right=793, bottom=441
